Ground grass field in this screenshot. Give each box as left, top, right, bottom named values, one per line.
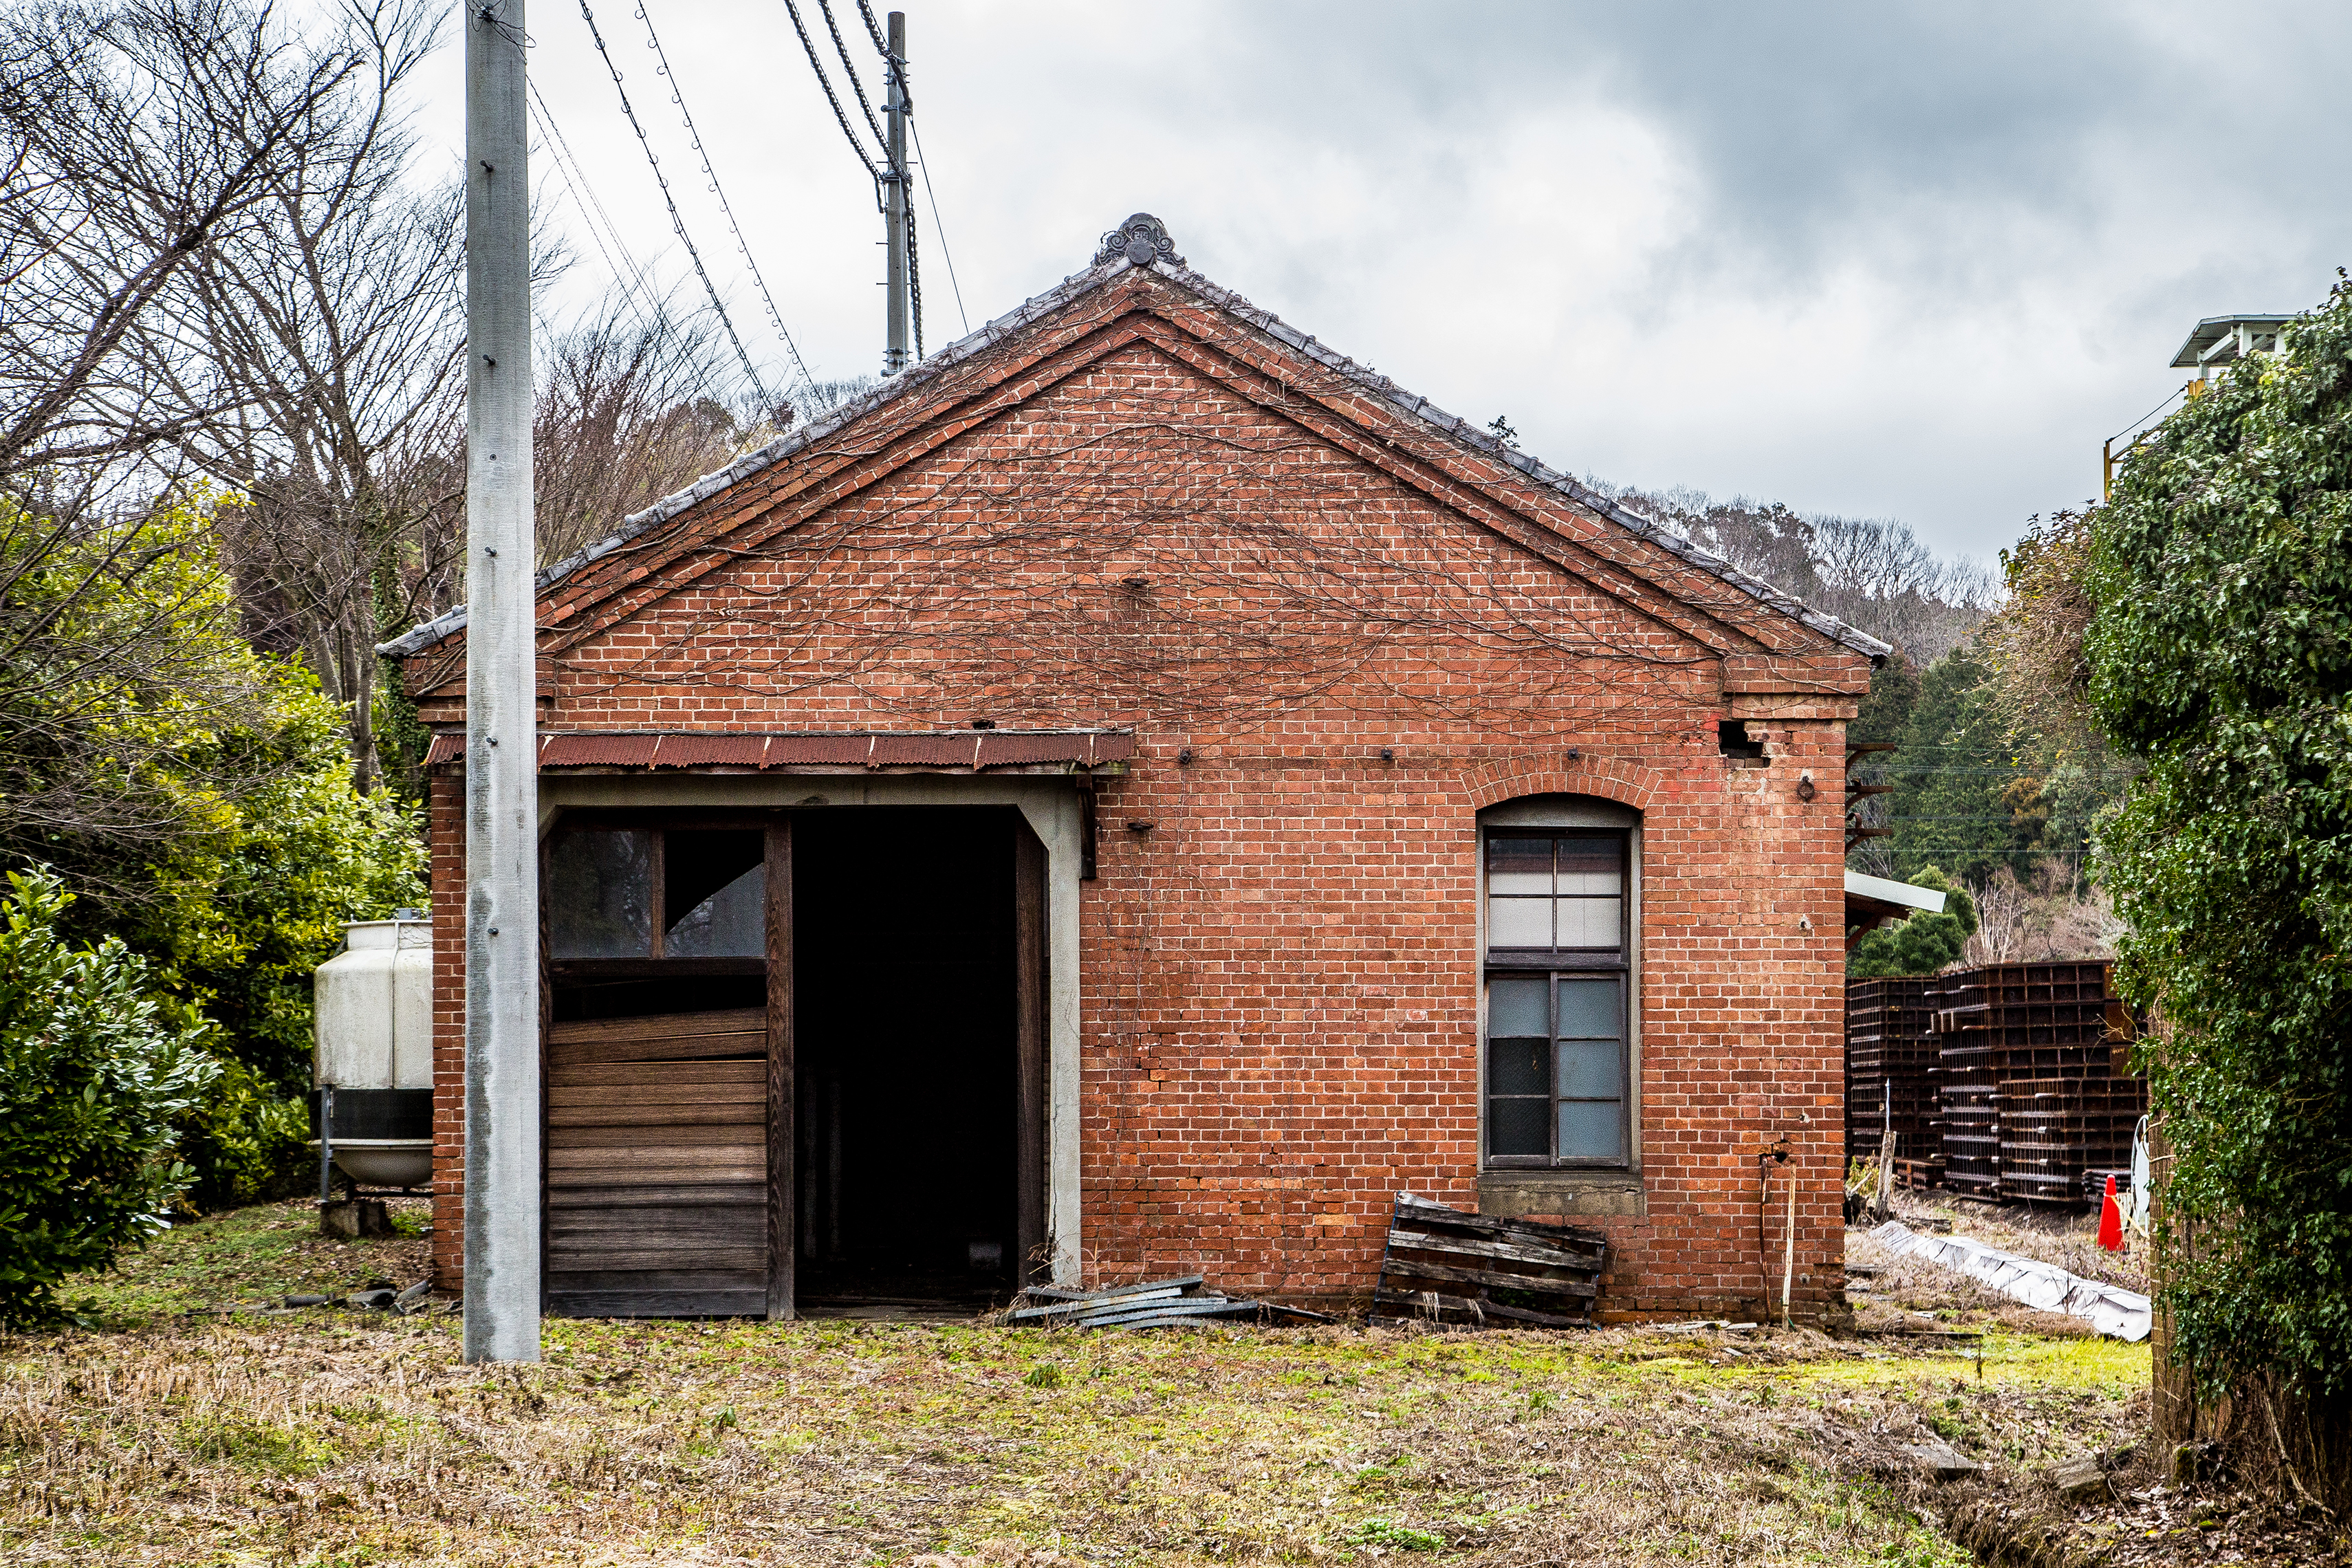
left=0, top=1199, right=2184, bottom=1567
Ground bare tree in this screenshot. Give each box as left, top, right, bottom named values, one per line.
left=165, top=2, right=465, bottom=792
left=0, top=0, right=363, bottom=489
left=1603, top=485, right=1996, bottom=663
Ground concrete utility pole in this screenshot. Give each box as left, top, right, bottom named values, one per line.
left=882, top=10, right=909, bottom=375
left=462, top=0, right=541, bottom=1364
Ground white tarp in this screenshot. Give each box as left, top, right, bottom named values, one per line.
left=1869, top=1220, right=2153, bottom=1342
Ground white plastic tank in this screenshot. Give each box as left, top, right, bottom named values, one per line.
left=312, top=911, right=434, bottom=1189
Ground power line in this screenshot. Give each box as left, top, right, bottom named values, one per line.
left=631, top=0, right=815, bottom=395
left=817, top=0, right=888, bottom=153
left=528, top=80, right=665, bottom=333
left=578, top=0, right=774, bottom=409
left=780, top=0, right=880, bottom=188
left=908, top=116, right=968, bottom=336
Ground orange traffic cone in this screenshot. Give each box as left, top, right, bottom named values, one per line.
left=2098, top=1174, right=2124, bottom=1251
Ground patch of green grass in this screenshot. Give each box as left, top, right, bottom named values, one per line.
left=1347, top=1517, right=1446, bottom=1551
left=182, top=1415, right=340, bottom=1477
left=55, top=1198, right=432, bottom=1325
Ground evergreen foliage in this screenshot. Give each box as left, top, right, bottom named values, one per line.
left=0, top=868, right=214, bottom=1322
left=0, top=493, right=424, bottom=1203
left=1846, top=867, right=1978, bottom=978
left=2089, top=276, right=2352, bottom=1399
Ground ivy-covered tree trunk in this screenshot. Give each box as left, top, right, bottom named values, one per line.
left=2091, top=276, right=2352, bottom=1507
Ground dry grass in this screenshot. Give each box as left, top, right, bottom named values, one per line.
left=4, top=1196, right=2283, bottom=1568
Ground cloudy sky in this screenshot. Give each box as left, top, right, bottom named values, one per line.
left=411, top=1, right=2352, bottom=565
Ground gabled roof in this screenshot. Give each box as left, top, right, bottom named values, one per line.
left=381, top=213, right=1888, bottom=662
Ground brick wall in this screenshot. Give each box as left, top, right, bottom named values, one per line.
left=420, top=270, right=1862, bottom=1320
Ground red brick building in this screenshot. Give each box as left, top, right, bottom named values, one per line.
left=384, top=214, right=1883, bottom=1323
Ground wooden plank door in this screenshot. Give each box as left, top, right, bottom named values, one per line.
left=545, top=1008, right=770, bottom=1316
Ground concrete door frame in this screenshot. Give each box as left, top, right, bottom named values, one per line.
left=538, top=773, right=1086, bottom=1287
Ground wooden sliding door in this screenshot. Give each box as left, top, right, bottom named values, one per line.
left=545, top=1008, right=771, bottom=1316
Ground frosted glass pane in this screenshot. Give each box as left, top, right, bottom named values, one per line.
left=1488, top=1036, right=1547, bottom=1096
left=1486, top=835, right=1552, bottom=891
left=1556, top=977, right=1621, bottom=1039
left=1556, top=896, right=1622, bottom=949
left=547, top=830, right=653, bottom=959
left=1488, top=976, right=1549, bottom=1038
left=666, top=864, right=767, bottom=958
left=1556, top=836, right=1620, bottom=879
left=1556, top=1038, right=1620, bottom=1098
left=1488, top=897, right=1551, bottom=948
left=1558, top=1099, right=1624, bottom=1160
left=1557, top=869, right=1623, bottom=896
left=1490, top=1097, right=1549, bottom=1157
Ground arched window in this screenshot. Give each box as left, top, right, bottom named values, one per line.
left=1479, top=795, right=1639, bottom=1170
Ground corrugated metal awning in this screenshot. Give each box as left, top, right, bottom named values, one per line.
left=421, top=730, right=1134, bottom=773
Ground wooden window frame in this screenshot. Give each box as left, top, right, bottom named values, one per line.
left=1481, top=827, right=1633, bottom=1171
left=546, top=812, right=771, bottom=983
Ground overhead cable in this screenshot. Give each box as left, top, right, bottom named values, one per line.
left=780, top=0, right=880, bottom=190
left=528, top=79, right=666, bottom=334
left=578, top=0, right=775, bottom=410
left=908, top=116, right=968, bottom=335
left=816, top=0, right=889, bottom=153
left=632, top=0, right=816, bottom=394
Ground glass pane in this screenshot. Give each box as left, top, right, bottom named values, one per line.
left=546, top=829, right=653, bottom=959
left=1487, top=976, right=1549, bottom=1038
left=1485, top=834, right=1553, bottom=896
left=1488, top=1036, right=1548, bottom=1096
left=1556, top=835, right=1621, bottom=891
left=1556, top=896, right=1622, bottom=950
left=1488, top=897, right=1551, bottom=948
left=1556, top=977, right=1622, bottom=1039
left=666, top=863, right=767, bottom=958
left=1489, top=1096, right=1550, bottom=1157
left=1556, top=1038, right=1621, bottom=1099
left=1558, top=1098, right=1625, bottom=1160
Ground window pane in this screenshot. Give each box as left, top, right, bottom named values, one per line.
left=666, top=863, right=766, bottom=958
left=1488, top=1036, right=1548, bottom=1096
left=1556, top=896, right=1622, bottom=950
left=1556, top=1038, right=1621, bottom=1099
left=1556, top=977, right=1622, bottom=1039
left=1488, top=976, right=1549, bottom=1038
left=1485, top=834, right=1553, bottom=895
left=1558, top=1099, right=1624, bottom=1160
left=547, top=829, right=653, bottom=959
left=1489, top=1097, right=1550, bottom=1157
left=1488, top=897, right=1551, bottom=948
left=1556, top=835, right=1621, bottom=891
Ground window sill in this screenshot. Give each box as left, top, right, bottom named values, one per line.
left=1478, top=1170, right=1645, bottom=1219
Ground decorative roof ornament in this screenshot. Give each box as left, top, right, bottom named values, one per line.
left=1094, top=213, right=1183, bottom=269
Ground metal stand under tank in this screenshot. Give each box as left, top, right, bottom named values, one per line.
left=312, top=911, right=433, bottom=1206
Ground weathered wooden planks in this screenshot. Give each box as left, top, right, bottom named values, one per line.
left=1370, top=1192, right=1608, bottom=1329
left=544, top=1007, right=771, bottom=1318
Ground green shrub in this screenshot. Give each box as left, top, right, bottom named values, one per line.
left=2089, top=274, right=2352, bottom=1400
left=0, top=867, right=217, bottom=1323
left=173, top=1058, right=314, bottom=1212
left=1846, top=867, right=1978, bottom=977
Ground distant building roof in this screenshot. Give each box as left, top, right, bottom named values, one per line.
left=2170, top=314, right=2296, bottom=369
left=1844, top=869, right=1946, bottom=918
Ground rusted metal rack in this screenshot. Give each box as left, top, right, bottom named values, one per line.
left=1845, top=977, right=1941, bottom=1173
left=1919, top=962, right=2143, bottom=1206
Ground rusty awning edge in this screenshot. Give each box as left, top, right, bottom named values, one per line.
left=420, top=729, right=1137, bottom=772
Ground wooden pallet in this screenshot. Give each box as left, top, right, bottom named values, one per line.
left=1370, top=1193, right=1608, bottom=1329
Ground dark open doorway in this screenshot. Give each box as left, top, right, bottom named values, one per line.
left=793, top=807, right=1037, bottom=1314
